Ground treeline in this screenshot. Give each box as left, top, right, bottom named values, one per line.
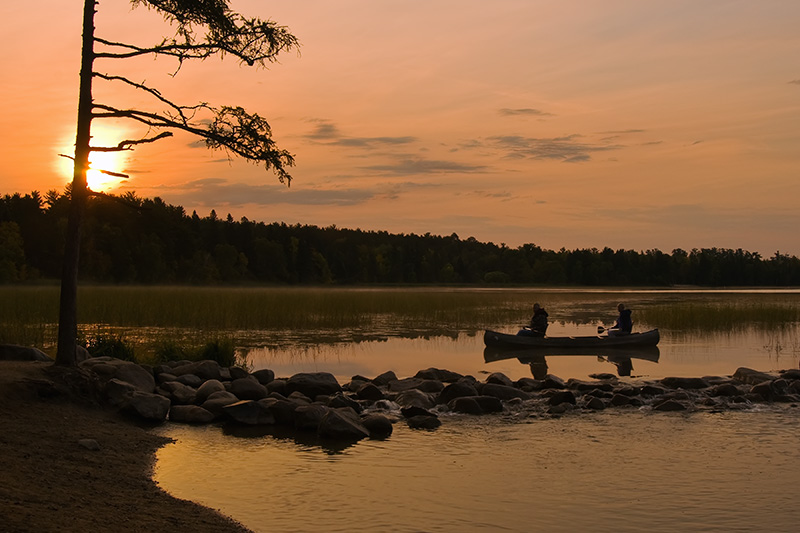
left=2, top=190, right=800, bottom=286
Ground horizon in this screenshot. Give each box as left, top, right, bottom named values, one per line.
left=2, top=1, right=799, bottom=256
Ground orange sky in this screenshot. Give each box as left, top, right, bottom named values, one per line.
left=2, top=1, right=799, bottom=255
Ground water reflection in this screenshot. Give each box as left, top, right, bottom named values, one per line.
left=483, top=345, right=661, bottom=378
left=222, top=424, right=359, bottom=455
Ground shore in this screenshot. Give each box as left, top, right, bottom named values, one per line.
left=0, top=361, right=250, bottom=533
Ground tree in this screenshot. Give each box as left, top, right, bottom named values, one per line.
left=56, top=0, right=299, bottom=365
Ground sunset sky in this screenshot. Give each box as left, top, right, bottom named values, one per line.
left=2, top=1, right=799, bottom=255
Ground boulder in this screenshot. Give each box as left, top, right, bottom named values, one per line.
left=568, top=379, right=614, bottom=392
left=660, top=377, right=710, bottom=390
left=356, top=382, right=384, bottom=401
left=81, top=358, right=155, bottom=393
left=639, top=384, right=668, bottom=397
left=486, top=372, right=514, bottom=388
left=548, top=390, right=576, bottom=406
left=327, top=392, right=362, bottom=413
left=200, top=391, right=240, bottom=417
left=609, top=394, right=632, bottom=406
left=294, top=404, right=331, bottom=431
left=393, top=389, right=436, bottom=410
left=159, top=381, right=197, bottom=405
left=0, top=344, right=52, bottom=362
left=175, top=374, right=203, bottom=388
left=230, top=376, right=268, bottom=400
left=653, top=399, right=688, bottom=411
left=401, top=406, right=437, bottom=419
left=407, top=415, right=441, bottom=430
left=123, top=391, right=170, bottom=421
left=438, top=381, right=479, bottom=404
left=171, top=360, right=222, bottom=381
left=515, top=377, right=545, bottom=391
left=252, top=368, right=275, bottom=385
left=542, top=374, right=566, bottom=389
left=414, top=368, right=463, bottom=383
left=169, top=405, right=215, bottom=424
left=229, top=366, right=250, bottom=380
left=449, top=395, right=502, bottom=414
left=105, top=378, right=137, bottom=407
left=473, top=395, right=504, bottom=413
left=361, top=413, right=393, bottom=438
left=286, top=372, right=342, bottom=398
left=260, top=397, right=298, bottom=426
left=584, top=397, right=606, bottom=410
left=196, top=379, right=226, bottom=403
left=287, top=391, right=313, bottom=404
left=388, top=377, right=444, bottom=393
left=481, top=383, right=530, bottom=401
left=223, top=400, right=276, bottom=425
left=733, top=368, right=778, bottom=386
left=711, top=383, right=741, bottom=397
left=372, top=371, right=398, bottom=387
left=266, top=379, right=288, bottom=396
left=318, top=408, right=370, bottom=441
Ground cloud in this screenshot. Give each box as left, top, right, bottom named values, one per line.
left=486, top=134, right=623, bottom=162
left=361, top=158, right=487, bottom=175
left=304, top=119, right=417, bottom=148
left=154, top=178, right=377, bottom=207
left=789, top=79, right=800, bottom=85
left=498, top=108, right=554, bottom=117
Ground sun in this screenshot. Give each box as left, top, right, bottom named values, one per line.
left=56, top=125, right=131, bottom=191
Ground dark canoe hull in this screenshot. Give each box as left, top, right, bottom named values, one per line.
left=483, top=328, right=660, bottom=350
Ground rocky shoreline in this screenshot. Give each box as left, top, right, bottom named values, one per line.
left=5, top=344, right=799, bottom=444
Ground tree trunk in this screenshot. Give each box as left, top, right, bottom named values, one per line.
left=56, top=0, right=95, bottom=366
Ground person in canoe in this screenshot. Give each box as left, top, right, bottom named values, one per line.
left=518, top=303, right=549, bottom=337
left=607, top=303, right=633, bottom=336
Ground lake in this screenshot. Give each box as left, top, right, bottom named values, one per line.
left=147, top=288, right=800, bottom=532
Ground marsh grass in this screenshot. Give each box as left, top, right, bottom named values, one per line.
left=3, top=286, right=800, bottom=354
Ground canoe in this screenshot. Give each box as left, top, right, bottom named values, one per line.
left=483, top=328, right=660, bottom=350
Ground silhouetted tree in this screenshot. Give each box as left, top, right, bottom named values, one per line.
left=56, top=0, right=298, bottom=365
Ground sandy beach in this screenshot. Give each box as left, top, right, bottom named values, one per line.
left=0, top=361, right=250, bottom=533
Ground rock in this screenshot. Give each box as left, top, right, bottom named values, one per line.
left=294, top=404, right=331, bottom=431
left=81, top=358, right=155, bottom=393
left=584, top=397, right=606, bottom=410
left=200, top=391, right=240, bottom=418
left=486, top=372, right=514, bottom=388
left=372, top=370, right=398, bottom=387
left=286, top=372, right=342, bottom=398
left=175, top=374, right=203, bottom=388
left=169, top=405, right=215, bottom=424
left=196, top=379, right=226, bottom=403
left=473, top=396, right=504, bottom=413
left=260, top=398, right=298, bottom=426
left=780, top=369, right=800, bottom=380
left=223, top=400, right=276, bottom=425
left=78, top=439, right=100, bottom=451
left=229, top=366, right=250, bottom=380
left=547, top=404, right=568, bottom=415
left=159, top=381, right=197, bottom=405
left=356, top=382, right=384, bottom=401
left=105, top=378, right=137, bottom=407
left=394, top=389, right=436, bottom=410
left=653, top=399, right=687, bottom=412
left=542, top=375, right=566, bottom=389
left=568, top=378, right=614, bottom=392
left=438, top=381, right=479, bottom=404
left=481, top=383, right=530, bottom=401
left=711, top=383, right=741, bottom=397
left=230, top=376, right=268, bottom=400
left=415, top=368, right=463, bottom=382
left=252, top=368, right=275, bottom=385
left=171, top=360, right=222, bottom=381
left=407, top=415, right=441, bottom=430
left=588, top=373, right=618, bottom=381
left=318, top=408, right=370, bottom=441
left=0, top=344, right=53, bottom=362
left=327, top=392, right=362, bottom=413
left=266, top=379, right=287, bottom=396
left=287, top=391, right=312, bottom=404
left=361, top=413, right=393, bottom=438
left=609, top=394, right=632, bottom=406
left=733, top=367, right=778, bottom=386
left=401, top=406, right=436, bottom=419
left=515, top=377, right=545, bottom=391
left=388, top=377, right=444, bottom=393
left=156, top=373, right=178, bottom=385
left=123, top=391, right=171, bottom=421
left=449, top=396, right=483, bottom=414
left=548, top=390, right=576, bottom=406
left=660, top=377, right=710, bottom=390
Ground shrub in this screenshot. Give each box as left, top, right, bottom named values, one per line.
left=83, top=334, right=135, bottom=361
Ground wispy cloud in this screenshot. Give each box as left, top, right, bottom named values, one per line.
left=362, top=158, right=487, bottom=175
left=486, top=134, right=623, bottom=162
left=498, top=108, right=554, bottom=117
left=305, top=119, right=417, bottom=148
left=788, top=79, right=800, bottom=85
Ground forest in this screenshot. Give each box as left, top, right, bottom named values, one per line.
left=1, top=190, right=799, bottom=287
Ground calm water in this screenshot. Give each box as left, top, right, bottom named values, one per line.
left=153, top=290, right=800, bottom=532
